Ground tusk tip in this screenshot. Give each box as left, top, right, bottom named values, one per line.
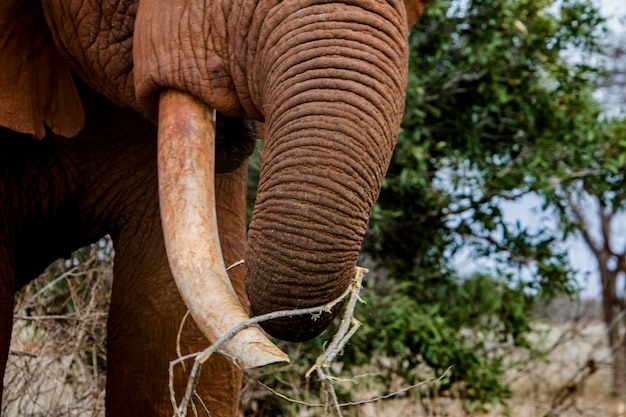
left=236, top=341, right=290, bottom=369
left=252, top=340, right=290, bottom=358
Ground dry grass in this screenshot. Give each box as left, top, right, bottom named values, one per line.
left=1, top=244, right=624, bottom=417
left=238, top=319, right=625, bottom=417
left=2, top=241, right=111, bottom=417
left=501, top=320, right=624, bottom=417
left=336, top=320, right=624, bottom=417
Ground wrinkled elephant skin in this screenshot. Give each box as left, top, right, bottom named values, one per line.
left=0, top=0, right=429, bottom=416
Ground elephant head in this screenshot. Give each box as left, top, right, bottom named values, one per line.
left=0, top=0, right=428, bottom=367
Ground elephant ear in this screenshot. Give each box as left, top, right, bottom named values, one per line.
left=0, top=0, right=84, bottom=139
left=404, top=0, right=430, bottom=29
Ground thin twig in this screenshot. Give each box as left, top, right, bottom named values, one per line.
left=245, top=366, right=452, bottom=408
left=169, top=267, right=367, bottom=417
left=13, top=313, right=107, bottom=321
left=305, top=267, right=368, bottom=416
left=176, top=311, right=190, bottom=373
left=8, top=350, right=38, bottom=358
left=193, top=391, right=211, bottom=417
left=226, top=260, right=244, bottom=271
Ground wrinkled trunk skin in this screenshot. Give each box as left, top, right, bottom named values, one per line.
left=41, top=0, right=410, bottom=344
left=245, top=3, right=409, bottom=341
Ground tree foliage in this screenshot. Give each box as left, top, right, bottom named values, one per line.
left=351, top=0, right=609, bottom=408
left=369, top=0, right=604, bottom=286
left=250, top=0, right=614, bottom=411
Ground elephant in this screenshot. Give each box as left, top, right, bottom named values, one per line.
left=0, top=0, right=428, bottom=416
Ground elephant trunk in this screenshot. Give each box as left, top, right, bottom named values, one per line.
left=245, top=4, right=409, bottom=341
left=156, top=89, right=288, bottom=368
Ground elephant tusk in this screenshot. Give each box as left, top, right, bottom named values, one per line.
left=157, top=89, right=288, bottom=369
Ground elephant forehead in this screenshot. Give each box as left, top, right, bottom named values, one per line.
left=42, top=0, right=139, bottom=111
left=42, top=0, right=251, bottom=121
left=133, top=0, right=248, bottom=120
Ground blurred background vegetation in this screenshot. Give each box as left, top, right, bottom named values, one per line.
left=247, top=1, right=626, bottom=414
left=5, top=0, right=626, bottom=416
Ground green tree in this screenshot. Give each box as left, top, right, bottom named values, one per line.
left=543, top=35, right=626, bottom=396
left=539, top=112, right=626, bottom=396
left=247, top=0, right=614, bottom=411
left=357, top=0, right=607, bottom=408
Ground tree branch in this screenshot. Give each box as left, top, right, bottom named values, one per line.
left=567, top=193, right=601, bottom=257
left=599, top=204, right=614, bottom=255
left=169, top=267, right=369, bottom=417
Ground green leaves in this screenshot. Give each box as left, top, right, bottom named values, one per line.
left=358, top=0, right=608, bottom=409
left=371, top=0, right=606, bottom=287
left=245, top=0, right=613, bottom=411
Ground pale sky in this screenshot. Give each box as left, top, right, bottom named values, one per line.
left=600, top=0, right=626, bottom=30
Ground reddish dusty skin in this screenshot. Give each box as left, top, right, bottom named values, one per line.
left=1, top=2, right=431, bottom=416
left=0, top=1, right=83, bottom=138
left=156, top=89, right=287, bottom=369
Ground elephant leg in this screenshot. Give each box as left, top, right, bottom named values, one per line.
left=105, top=163, right=248, bottom=417
left=214, top=162, right=250, bottom=307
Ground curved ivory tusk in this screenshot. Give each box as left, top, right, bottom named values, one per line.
left=157, top=89, right=288, bottom=369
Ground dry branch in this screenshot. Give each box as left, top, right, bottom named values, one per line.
left=168, top=267, right=369, bottom=417
left=3, top=240, right=111, bottom=417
